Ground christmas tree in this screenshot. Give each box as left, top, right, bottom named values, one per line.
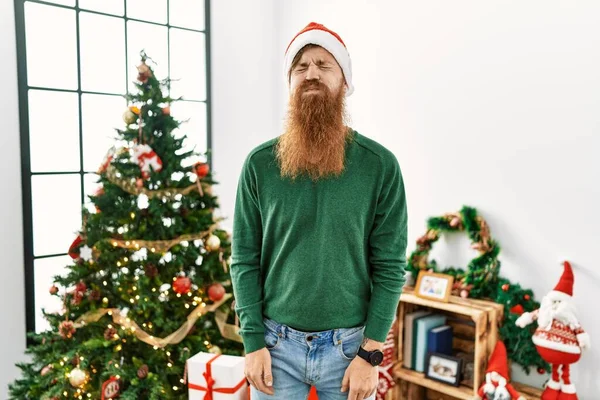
left=9, top=52, right=244, bottom=400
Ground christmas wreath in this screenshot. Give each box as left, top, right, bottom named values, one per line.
left=406, top=206, right=548, bottom=374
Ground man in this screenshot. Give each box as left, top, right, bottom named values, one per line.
left=231, top=22, right=408, bottom=400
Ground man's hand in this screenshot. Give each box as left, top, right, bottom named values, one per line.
left=244, top=347, right=274, bottom=395
left=340, top=357, right=378, bottom=400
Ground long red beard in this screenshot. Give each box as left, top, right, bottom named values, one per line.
left=275, top=79, right=350, bottom=181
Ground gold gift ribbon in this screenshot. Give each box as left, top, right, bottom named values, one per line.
left=73, top=293, right=242, bottom=347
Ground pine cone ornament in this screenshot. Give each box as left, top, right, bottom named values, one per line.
left=145, top=263, right=158, bottom=278
left=59, top=321, right=76, bottom=339
left=88, top=289, right=101, bottom=301
left=104, top=327, right=118, bottom=341
left=137, top=364, right=149, bottom=379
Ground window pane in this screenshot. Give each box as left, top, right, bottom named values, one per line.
left=29, top=90, right=80, bottom=172
left=35, top=256, right=71, bottom=333
left=82, top=94, right=126, bottom=172
left=127, top=0, right=167, bottom=24
left=171, top=101, right=207, bottom=166
left=36, top=0, right=75, bottom=6
left=84, top=173, right=102, bottom=214
left=79, top=0, right=124, bottom=16
left=128, top=21, right=168, bottom=93
left=32, top=175, right=82, bottom=256
left=169, top=0, right=205, bottom=30
left=25, top=2, right=77, bottom=90
left=170, top=28, right=206, bottom=101
left=80, top=12, right=126, bottom=94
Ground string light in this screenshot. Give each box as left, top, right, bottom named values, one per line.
left=117, top=262, right=122, bottom=267
left=103, top=281, right=108, bottom=286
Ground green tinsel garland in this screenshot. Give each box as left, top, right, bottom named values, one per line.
left=406, top=205, right=548, bottom=374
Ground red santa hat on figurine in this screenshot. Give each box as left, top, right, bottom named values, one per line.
left=284, top=22, right=354, bottom=96
left=476, top=340, right=525, bottom=400
left=516, top=261, right=590, bottom=400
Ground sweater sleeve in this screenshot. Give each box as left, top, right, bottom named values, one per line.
left=230, top=155, right=265, bottom=354
left=364, top=153, right=408, bottom=342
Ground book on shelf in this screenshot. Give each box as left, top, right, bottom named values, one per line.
left=414, top=314, right=447, bottom=372
left=402, top=310, right=431, bottom=369
left=427, top=325, right=453, bottom=356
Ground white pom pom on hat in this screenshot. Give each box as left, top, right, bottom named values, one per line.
left=284, top=22, right=354, bottom=96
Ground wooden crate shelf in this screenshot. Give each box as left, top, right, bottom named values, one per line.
left=393, top=365, right=473, bottom=400
left=392, top=288, right=542, bottom=400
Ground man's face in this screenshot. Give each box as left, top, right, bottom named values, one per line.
left=289, top=46, right=345, bottom=98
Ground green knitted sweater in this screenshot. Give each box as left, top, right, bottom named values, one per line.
left=230, top=130, right=408, bottom=353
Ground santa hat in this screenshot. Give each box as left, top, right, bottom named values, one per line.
left=547, top=261, right=574, bottom=302
left=486, top=340, right=509, bottom=380
left=284, top=22, right=354, bottom=96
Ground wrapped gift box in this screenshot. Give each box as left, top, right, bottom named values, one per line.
left=187, top=352, right=248, bottom=400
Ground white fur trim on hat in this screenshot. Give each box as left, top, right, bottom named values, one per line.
left=284, top=26, right=354, bottom=96
left=545, top=290, right=572, bottom=302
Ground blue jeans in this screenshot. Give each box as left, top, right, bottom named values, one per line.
left=249, top=317, right=377, bottom=400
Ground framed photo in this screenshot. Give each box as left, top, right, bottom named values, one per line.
left=425, top=352, right=463, bottom=387
left=415, top=271, right=454, bottom=302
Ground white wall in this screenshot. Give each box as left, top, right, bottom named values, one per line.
left=210, top=0, right=283, bottom=232
left=0, top=0, right=27, bottom=397
left=213, top=0, right=600, bottom=397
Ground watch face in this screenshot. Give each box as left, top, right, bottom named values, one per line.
left=370, top=350, right=384, bottom=366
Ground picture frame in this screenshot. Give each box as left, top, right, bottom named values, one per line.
left=414, top=271, right=454, bottom=303
left=425, top=352, right=463, bottom=387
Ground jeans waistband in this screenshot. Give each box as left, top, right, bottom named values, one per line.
left=263, top=317, right=365, bottom=346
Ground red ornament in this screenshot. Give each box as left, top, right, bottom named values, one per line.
left=208, top=283, right=225, bottom=302
left=173, top=277, right=192, bottom=294
left=71, top=291, right=84, bottom=306
left=49, top=285, right=58, bottom=295
left=538, top=367, right=546, bottom=374
left=510, top=304, right=524, bottom=315
left=524, top=294, right=531, bottom=301
left=162, top=106, right=170, bottom=116
left=502, top=283, right=510, bottom=292
left=74, top=281, right=87, bottom=294
left=194, top=162, right=210, bottom=178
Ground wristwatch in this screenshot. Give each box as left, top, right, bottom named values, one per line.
left=357, top=347, right=384, bottom=366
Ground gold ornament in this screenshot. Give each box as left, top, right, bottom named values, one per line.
left=208, top=345, right=222, bottom=354
left=69, top=367, right=88, bottom=387
left=205, top=234, right=221, bottom=251
left=123, top=110, right=136, bottom=125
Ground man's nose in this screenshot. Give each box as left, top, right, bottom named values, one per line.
left=306, top=64, right=320, bottom=81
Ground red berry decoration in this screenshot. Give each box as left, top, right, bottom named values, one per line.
left=194, top=162, right=210, bottom=178
left=502, top=284, right=510, bottom=292
left=173, top=277, right=192, bottom=294
left=538, top=367, right=546, bottom=374
left=524, top=294, right=531, bottom=301
left=510, top=304, right=524, bottom=315
left=208, top=283, right=225, bottom=302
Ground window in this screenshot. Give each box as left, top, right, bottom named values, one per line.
left=14, top=0, right=212, bottom=335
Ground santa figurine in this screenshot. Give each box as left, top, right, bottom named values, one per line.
left=475, top=340, right=525, bottom=400
left=516, top=261, right=590, bottom=400
left=131, top=144, right=163, bottom=179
